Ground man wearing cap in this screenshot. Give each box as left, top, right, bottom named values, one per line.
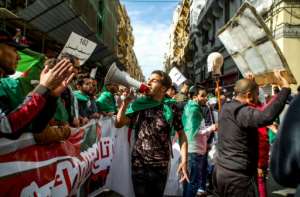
left=0, top=30, right=74, bottom=139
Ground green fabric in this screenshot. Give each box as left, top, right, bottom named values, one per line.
left=182, top=100, right=203, bottom=141
left=17, top=49, right=44, bottom=72
left=1, top=50, right=72, bottom=125
left=73, top=90, right=90, bottom=102
left=102, top=86, right=108, bottom=92
left=54, top=97, right=69, bottom=122
left=0, top=77, right=25, bottom=109
left=125, top=96, right=176, bottom=124
left=268, top=128, right=277, bottom=144
left=14, top=49, right=45, bottom=97
left=0, top=49, right=45, bottom=109
left=96, top=90, right=117, bottom=112
left=16, top=49, right=45, bottom=88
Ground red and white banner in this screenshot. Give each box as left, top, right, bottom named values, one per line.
left=0, top=116, right=183, bottom=197
left=0, top=117, right=118, bottom=196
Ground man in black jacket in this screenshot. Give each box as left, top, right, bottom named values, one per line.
left=213, top=71, right=290, bottom=197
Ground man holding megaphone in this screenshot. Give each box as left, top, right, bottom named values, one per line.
left=115, top=70, right=189, bottom=197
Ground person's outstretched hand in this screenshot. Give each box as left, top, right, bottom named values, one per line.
left=39, top=59, right=73, bottom=90
left=51, top=72, right=76, bottom=97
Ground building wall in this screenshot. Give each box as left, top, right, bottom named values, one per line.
left=116, top=3, right=144, bottom=81
left=187, top=0, right=243, bottom=90
left=90, top=0, right=119, bottom=53
left=1, top=0, right=143, bottom=83
left=170, top=0, right=300, bottom=92
left=266, top=1, right=300, bottom=91
left=165, top=0, right=190, bottom=74
left=1, top=0, right=120, bottom=55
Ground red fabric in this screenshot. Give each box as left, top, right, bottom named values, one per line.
left=4, top=93, right=46, bottom=134
left=257, top=176, right=267, bottom=197
left=249, top=103, right=270, bottom=169
left=257, top=127, right=269, bottom=169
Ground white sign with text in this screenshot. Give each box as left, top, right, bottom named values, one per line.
left=60, top=32, right=97, bottom=65
left=169, top=67, right=187, bottom=86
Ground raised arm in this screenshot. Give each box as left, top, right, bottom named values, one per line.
left=0, top=59, right=74, bottom=138
left=237, top=70, right=291, bottom=128
left=237, top=87, right=290, bottom=128
left=115, top=89, right=134, bottom=128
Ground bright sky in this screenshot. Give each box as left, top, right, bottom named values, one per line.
left=120, top=0, right=180, bottom=79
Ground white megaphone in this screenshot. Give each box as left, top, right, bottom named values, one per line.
left=104, top=63, right=149, bottom=93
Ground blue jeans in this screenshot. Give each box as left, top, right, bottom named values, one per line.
left=183, top=153, right=208, bottom=197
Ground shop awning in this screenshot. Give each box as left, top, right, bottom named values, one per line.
left=17, top=0, right=117, bottom=66
left=18, top=0, right=95, bottom=44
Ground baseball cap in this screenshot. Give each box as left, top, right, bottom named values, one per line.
left=0, top=29, right=27, bottom=50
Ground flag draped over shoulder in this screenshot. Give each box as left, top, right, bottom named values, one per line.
left=125, top=96, right=176, bottom=124
left=182, top=100, right=203, bottom=141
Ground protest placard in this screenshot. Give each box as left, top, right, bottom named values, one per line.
left=217, top=2, right=297, bottom=85
left=60, top=32, right=97, bottom=65
left=169, top=67, right=187, bottom=86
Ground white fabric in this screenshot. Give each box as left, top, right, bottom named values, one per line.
left=104, top=125, right=135, bottom=197
left=164, top=143, right=183, bottom=196
left=188, top=120, right=212, bottom=155
left=0, top=112, right=12, bottom=134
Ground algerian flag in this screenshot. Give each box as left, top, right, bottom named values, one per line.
left=10, top=49, right=45, bottom=79
left=9, top=49, right=45, bottom=96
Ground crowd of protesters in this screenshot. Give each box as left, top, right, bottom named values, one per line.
left=1, top=28, right=300, bottom=197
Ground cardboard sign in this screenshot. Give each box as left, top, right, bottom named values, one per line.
left=60, top=32, right=97, bottom=65
left=169, top=67, right=187, bottom=86
left=217, top=2, right=297, bottom=85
